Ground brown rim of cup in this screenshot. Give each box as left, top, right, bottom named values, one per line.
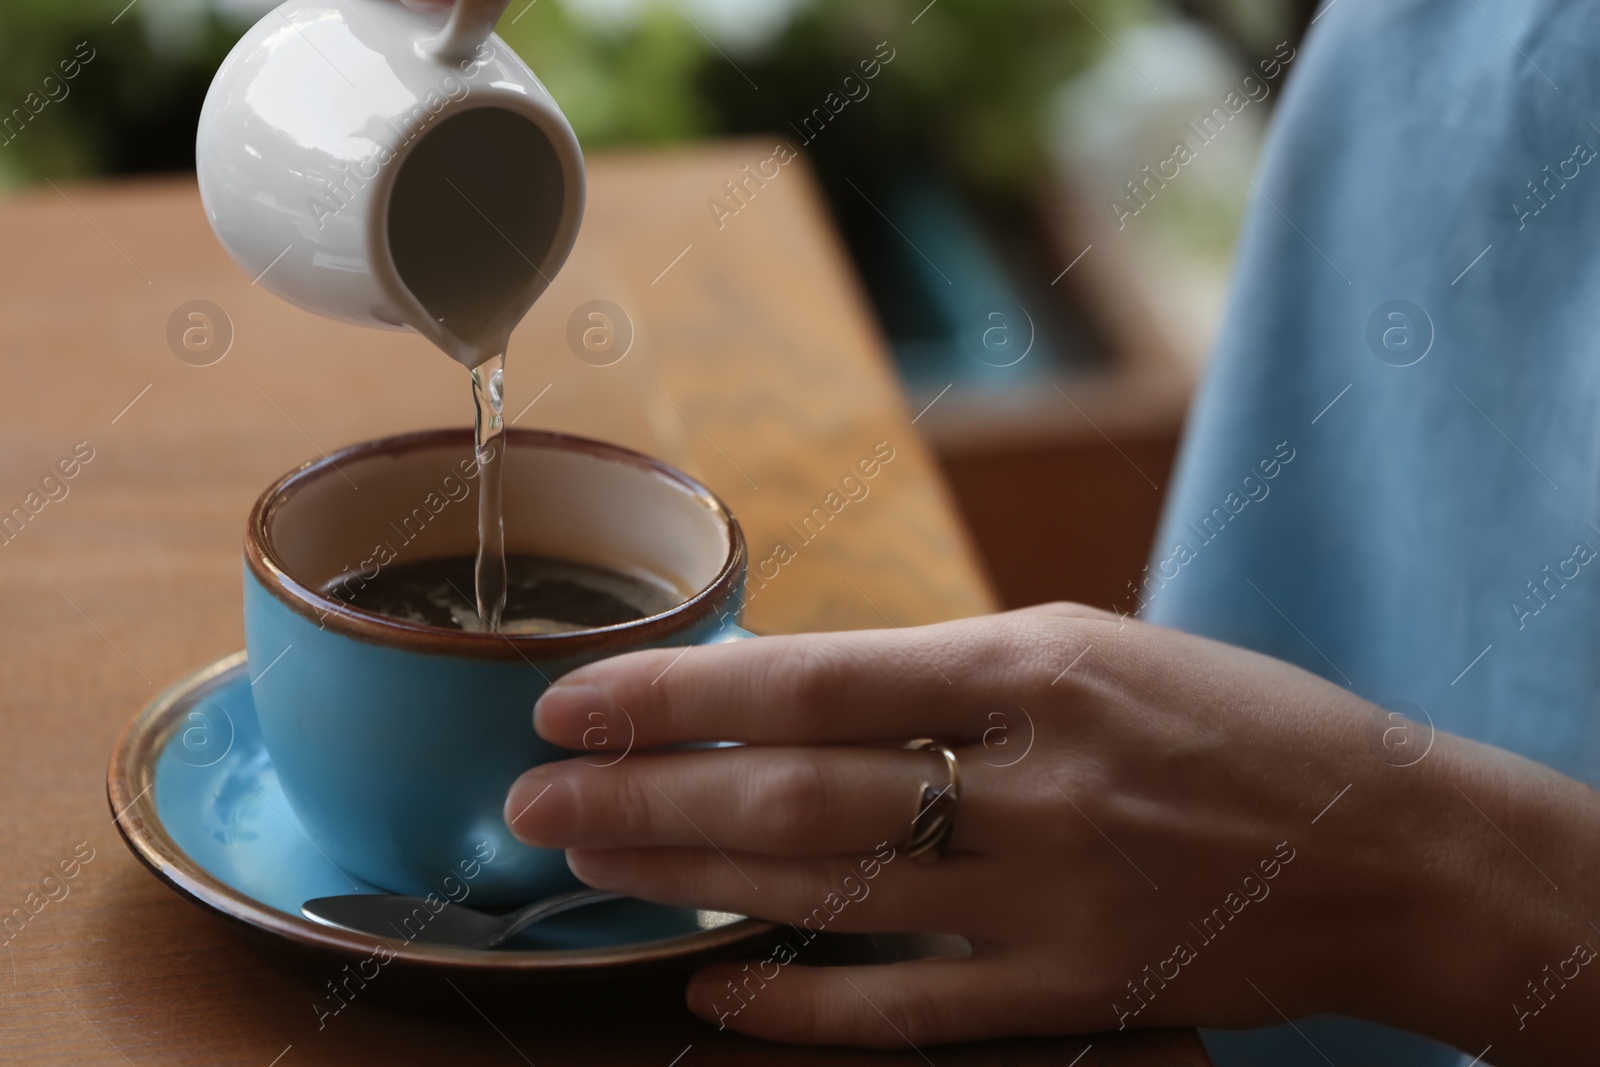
left=244, top=427, right=747, bottom=661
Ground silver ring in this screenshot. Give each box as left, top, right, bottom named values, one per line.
left=903, top=739, right=960, bottom=863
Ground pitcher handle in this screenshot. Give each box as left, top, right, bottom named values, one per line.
left=421, top=0, right=509, bottom=64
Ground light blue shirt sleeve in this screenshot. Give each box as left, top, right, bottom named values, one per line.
left=1142, top=1, right=1600, bottom=1062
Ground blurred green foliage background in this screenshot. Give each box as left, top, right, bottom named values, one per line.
left=0, top=0, right=1189, bottom=197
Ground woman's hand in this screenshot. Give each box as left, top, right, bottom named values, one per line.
left=504, top=605, right=1600, bottom=1061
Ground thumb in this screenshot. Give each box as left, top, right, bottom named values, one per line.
left=686, top=954, right=1065, bottom=1048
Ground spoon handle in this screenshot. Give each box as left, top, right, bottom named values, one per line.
left=485, top=887, right=623, bottom=948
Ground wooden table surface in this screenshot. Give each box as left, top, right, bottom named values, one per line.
left=0, top=141, right=1206, bottom=1066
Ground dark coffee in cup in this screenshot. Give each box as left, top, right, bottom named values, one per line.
left=324, top=553, right=682, bottom=634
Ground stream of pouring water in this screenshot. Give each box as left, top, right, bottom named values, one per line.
left=470, top=351, right=507, bottom=631
left=378, top=108, right=570, bottom=633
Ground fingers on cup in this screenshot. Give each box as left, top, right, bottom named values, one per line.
left=505, top=747, right=983, bottom=858
left=534, top=627, right=1015, bottom=749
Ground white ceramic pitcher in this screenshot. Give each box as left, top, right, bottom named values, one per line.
left=196, top=0, right=584, bottom=368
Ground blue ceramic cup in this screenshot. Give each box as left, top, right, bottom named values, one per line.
left=243, top=428, right=748, bottom=906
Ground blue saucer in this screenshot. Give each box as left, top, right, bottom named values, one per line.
left=109, top=653, right=771, bottom=972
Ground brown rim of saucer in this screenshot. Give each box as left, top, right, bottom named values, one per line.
left=244, top=428, right=747, bottom=661
left=106, top=652, right=775, bottom=972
